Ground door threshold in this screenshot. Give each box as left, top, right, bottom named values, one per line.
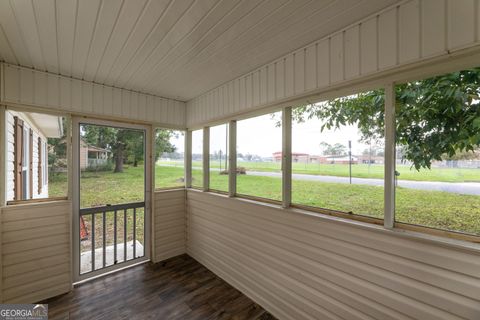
left=74, top=259, right=150, bottom=286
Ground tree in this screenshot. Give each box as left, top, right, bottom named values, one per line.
left=319, top=142, right=346, bottom=156
left=291, top=68, right=480, bottom=170
left=81, top=126, right=176, bottom=173
left=48, top=117, right=68, bottom=176
left=155, top=129, right=177, bottom=161
left=443, top=150, right=479, bottom=161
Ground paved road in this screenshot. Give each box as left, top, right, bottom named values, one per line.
left=245, top=171, right=480, bottom=195
left=162, top=164, right=480, bottom=195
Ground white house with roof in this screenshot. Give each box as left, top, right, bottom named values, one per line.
left=5, top=110, right=63, bottom=202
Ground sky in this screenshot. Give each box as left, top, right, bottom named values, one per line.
left=179, top=108, right=380, bottom=158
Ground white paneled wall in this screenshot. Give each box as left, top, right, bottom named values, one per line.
left=187, top=191, right=480, bottom=320
left=153, top=190, right=186, bottom=263
left=0, top=63, right=186, bottom=127
left=186, top=0, right=480, bottom=126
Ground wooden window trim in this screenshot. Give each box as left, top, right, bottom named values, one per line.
left=207, top=189, right=228, bottom=195
left=44, top=141, right=48, bottom=186
left=29, top=128, right=33, bottom=199
left=235, top=193, right=282, bottom=206
left=13, top=116, right=24, bottom=201
left=154, top=187, right=186, bottom=192
left=394, top=222, right=480, bottom=244
left=291, top=203, right=384, bottom=226
left=38, top=137, right=42, bottom=194
left=7, top=196, right=68, bottom=206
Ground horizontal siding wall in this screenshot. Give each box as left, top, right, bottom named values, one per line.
left=186, top=191, right=480, bottom=320
left=153, top=190, right=186, bottom=263
left=0, top=63, right=186, bottom=127
left=186, top=0, right=480, bottom=126
left=1, top=201, right=71, bottom=303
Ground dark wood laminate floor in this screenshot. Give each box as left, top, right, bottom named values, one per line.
left=44, top=254, right=276, bottom=320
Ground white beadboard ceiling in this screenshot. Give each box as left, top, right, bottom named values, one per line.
left=0, top=0, right=400, bottom=101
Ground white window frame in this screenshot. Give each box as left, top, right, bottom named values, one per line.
left=207, top=123, right=230, bottom=194
left=184, top=80, right=480, bottom=243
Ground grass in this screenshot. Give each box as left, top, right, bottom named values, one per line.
left=157, top=160, right=480, bottom=183
left=49, top=164, right=480, bottom=243
left=50, top=165, right=148, bottom=251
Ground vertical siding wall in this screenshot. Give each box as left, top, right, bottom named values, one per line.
left=153, top=190, right=186, bottom=263
left=186, top=191, right=480, bottom=320
left=0, top=63, right=186, bottom=127
left=186, top=0, right=480, bottom=126
left=1, top=201, right=71, bottom=303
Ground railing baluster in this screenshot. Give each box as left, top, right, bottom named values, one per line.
left=79, top=201, right=145, bottom=274
left=141, top=208, right=144, bottom=258
left=91, top=213, right=95, bottom=272
left=124, top=209, right=127, bottom=262
left=114, top=210, right=117, bottom=264
left=102, top=211, right=106, bottom=268
left=133, top=208, right=136, bottom=259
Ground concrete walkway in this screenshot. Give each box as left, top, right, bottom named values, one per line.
left=80, top=240, right=144, bottom=274
left=245, top=171, right=480, bottom=195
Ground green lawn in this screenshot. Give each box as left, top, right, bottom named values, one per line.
left=156, top=160, right=480, bottom=183
left=50, top=165, right=480, bottom=242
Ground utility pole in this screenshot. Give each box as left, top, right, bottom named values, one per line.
left=225, top=124, right=228, bottom=171
left=348, top=140, right=352, bottom=184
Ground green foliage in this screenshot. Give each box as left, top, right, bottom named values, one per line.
left=84, top=160, right=114, bottom=172
left=82, top=125, right=116, bottom=149
left=81, top=126, right=178, bottom=172
left=155, top=129, right=178, bottom=161
left=320, top=141, right=347, bottom=156
left=47, top=137, right=67, bottom=161
left=47, top=117, right=68, bottom=176
left=292, top=68, right=480, bottom=170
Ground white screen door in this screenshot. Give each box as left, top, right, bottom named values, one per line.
left=72, top=117, right=151, bottom=282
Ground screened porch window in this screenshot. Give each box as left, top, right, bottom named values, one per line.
left=6, top=110, right=67, bottom=204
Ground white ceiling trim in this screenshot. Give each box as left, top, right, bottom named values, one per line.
left=0, top=0, right=400, bottom=100
left=0, top=63, right=186, bottom=128
left=186, top=0, right=480, bottom=127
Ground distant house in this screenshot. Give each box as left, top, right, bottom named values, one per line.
left=357, top=155, right=385, bottom=164
left=79, top=140, right=110, bottom=170
left=325, top=156, right=358, bottom=164
left=272, top=152, right=358, bottom=164
left=306, top=155, right=328, bottom=164
left=6, top=110, right=63, bottom=202
left=273, top=151, right=309, bottom=163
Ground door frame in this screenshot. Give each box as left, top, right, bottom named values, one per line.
left=72, top=116, right=152, bottom=283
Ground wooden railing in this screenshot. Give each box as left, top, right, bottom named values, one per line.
left=79, top=201, right=145, bottom=274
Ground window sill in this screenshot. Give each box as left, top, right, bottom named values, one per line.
left=154, top=187, right=186, bottom=193
left=186, top=188, right=480, bottom=254
left=6, top=196, right=69, bottom=206
left=208, top=189, right=229, bottom=196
